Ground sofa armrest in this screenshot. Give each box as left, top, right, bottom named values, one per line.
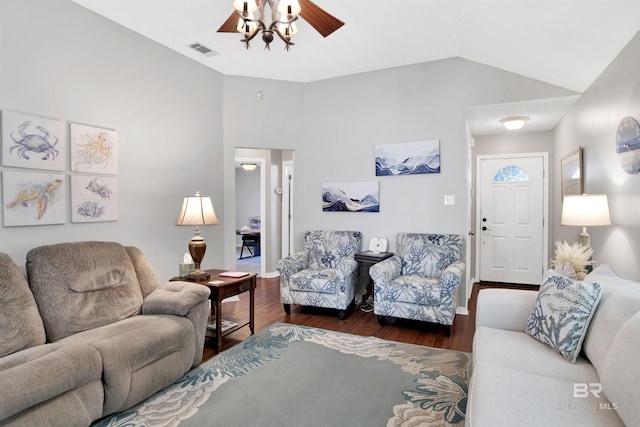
left=142, top=282, right=210, bottom=316
left=143, top=281, right=211, bottom=367
left=476, top=288, right=538, bottom=332
left=369, top=255, right=402, bottom=286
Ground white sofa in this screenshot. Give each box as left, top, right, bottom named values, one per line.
left=466, top=264, right=640, bottom=427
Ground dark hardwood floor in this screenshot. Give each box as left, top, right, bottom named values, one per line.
left=202, top=277, right=538, bottom=362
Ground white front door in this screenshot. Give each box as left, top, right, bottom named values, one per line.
left=477, top=154, right=548, bottom=285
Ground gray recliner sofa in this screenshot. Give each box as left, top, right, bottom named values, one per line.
left=0, top=241, right=211, bottom=426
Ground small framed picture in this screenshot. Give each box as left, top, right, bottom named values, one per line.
left=70, top=175, right=118, bottom=222
left=2, top=170, right=66, bottom=226
left=1, top=110, right=65, bottom=171
left=69, top=122, right=118, bottom=174
left=560, top=147, right=583, bottom=197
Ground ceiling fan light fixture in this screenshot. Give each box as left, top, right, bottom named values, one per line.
left=234, top=0, right=258, bottom=13
left=500, top=116, right=529, bottom=130
left=277, top=0, right=301, bottom=16
left=237, top=12, right=258, bottom=35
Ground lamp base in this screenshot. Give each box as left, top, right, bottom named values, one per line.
left=186, top=269, right=210, bottom=281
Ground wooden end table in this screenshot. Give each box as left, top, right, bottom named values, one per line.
left=354, top=251, right=393, bottom=309
left=170, top=269, right=257, bottom=351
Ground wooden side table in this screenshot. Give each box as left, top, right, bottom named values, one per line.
left=354, top=251, right=393, bottom=310
left=170, top=269, right=257, bottom=351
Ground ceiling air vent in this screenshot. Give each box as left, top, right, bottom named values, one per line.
left=188, top=42, right=219, bottom=57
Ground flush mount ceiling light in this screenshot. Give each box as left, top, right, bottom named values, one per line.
left=218, top=0, right=344, bottom=51
left=500, top=116, right=529, bottom=130
left=241, top=163, right=257, bottom=171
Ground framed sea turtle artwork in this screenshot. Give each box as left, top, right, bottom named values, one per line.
left=1, top=110, right=65, bottom=171
left=2, top=170, right=66, bottom=226
left=70, top=174, right=118, bottom=223
left=69, top=122, right=118, bottom=175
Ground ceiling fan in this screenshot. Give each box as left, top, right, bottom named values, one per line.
left=217, top=0, right=344, bottom=50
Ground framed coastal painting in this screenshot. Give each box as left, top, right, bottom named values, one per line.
left=616, top=116, right=640, bottom=175
left=1, top=110, right=65, bottom=171
left=322, top=181, right=379, bottom=212
left=70, top=175, right=118, bottom=223
left=2, top=170, right=66, bottom=226
left=69, top=122, right=118, bottom=174
left=375, top=139, right=440, bottom=176
left=560, top=147, right=583, bottom=197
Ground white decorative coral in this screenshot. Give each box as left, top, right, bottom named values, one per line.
left=550, top=240, right=593, bottom=280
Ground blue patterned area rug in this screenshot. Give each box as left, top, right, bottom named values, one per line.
left=94, top=323, right=471, bottom=427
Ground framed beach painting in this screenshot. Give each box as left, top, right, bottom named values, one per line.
left=2, top=170, right=66, bottom=226
left=70, top=123, right=118, bottom=174
left=322, top=181, right=379, bottom=212
left=70, top=175, right=118, bottom=223
left=375, top=139, right=440, bottom=176
left=1, top=110, right=65, bottom=171
left=560, top=147, right=583, bottom=197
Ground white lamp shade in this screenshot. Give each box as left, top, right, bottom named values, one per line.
left=176, top=192, right=220, bottom=226
left=561, top=194, right=611, bottom=227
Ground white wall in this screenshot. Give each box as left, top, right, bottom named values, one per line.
left=553, top=31, right=640, bottom=280
left=301, top=59, right=575, bottom=308
left=0, top=0, right=225, bottom=281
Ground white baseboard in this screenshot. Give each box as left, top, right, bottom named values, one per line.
left=262, top=271, right=280, bottom=279
left=456, top=307, right=469, bottom=316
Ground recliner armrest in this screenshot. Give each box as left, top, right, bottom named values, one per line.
left=441, top=260, right=465, bottom=291
left=142, top=281, right=210, bottom=316
left=476, top=288, right=538, bottom=332
left=369, top=255, right=402, bottom=285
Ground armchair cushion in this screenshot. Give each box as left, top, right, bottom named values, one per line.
left=383, top=275, right=441, bottom=305
left=396, top=233, right=462, bottom=277
left=142, top=282, right=211, bottom=316
left=305, top=230, right=362, bottom=269
left=291, top=268, right=339, bottom=294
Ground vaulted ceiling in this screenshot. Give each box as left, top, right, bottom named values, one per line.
left=72, top=0, right=640, bottom=134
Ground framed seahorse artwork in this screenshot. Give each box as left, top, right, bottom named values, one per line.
left=69, top=122, right=118, bottom=175
left=1, top=110, right=66, bottom=171
left=70, top=175, right=118, bottom=223
left=2, top=170, right=66, bottom=226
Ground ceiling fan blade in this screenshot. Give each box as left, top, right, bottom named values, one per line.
left=218, top=11, right=239, bottom=33
left=299, top=0, right=345, bottom=38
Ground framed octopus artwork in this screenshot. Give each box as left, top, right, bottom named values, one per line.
left=69, top=122, right=118, bottom=175
left=1, top=110, right=66, bottom=171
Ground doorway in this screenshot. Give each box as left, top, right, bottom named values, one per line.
left=234, top=148, right=295, bottom=277
left=476, top=153, right=548, bottom=285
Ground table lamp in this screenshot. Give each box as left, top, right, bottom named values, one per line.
left=561, top=194, right=611, bottom=249
left=176, top=191, right=219, bottom=280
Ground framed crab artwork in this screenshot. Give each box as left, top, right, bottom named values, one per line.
left=69, top=122, right=118, bottom=175
left=70, top=174, right=118, bottom=223
left=1, top=110, right=66, bottom=171
left=2, top=170, right=66, bottom=226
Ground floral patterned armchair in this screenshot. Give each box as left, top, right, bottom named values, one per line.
left=276, top=230, right=362, bottom=320
left=370, top=233, right=465, bottom=336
